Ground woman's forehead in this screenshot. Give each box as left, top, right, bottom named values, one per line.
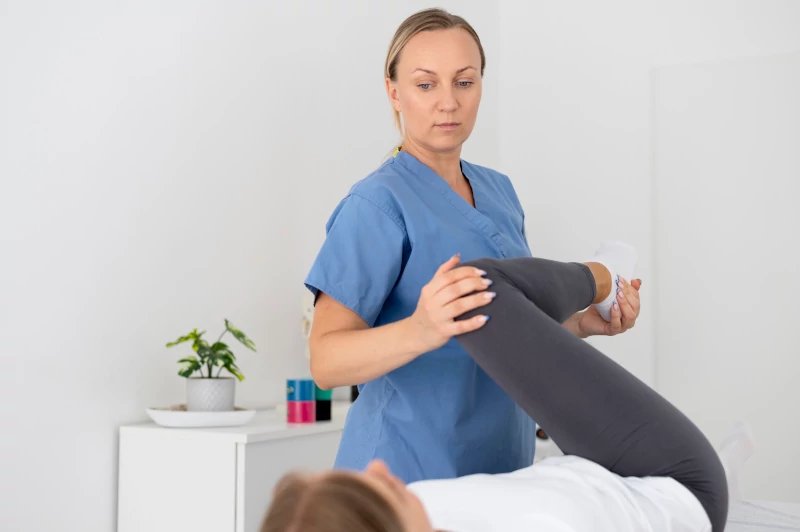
left=397, top=29, right=481, bottom=75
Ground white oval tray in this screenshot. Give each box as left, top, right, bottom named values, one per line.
left=145, top=405, right=256, bottom=428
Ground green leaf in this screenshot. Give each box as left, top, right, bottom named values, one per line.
left=192, top=338, right=210, bottom=353
left=166, top=328, right=205, bottom=348
left=177, top=356, right=200, bottom=364
left=210, top=344, right=236, bottom=365
left=210, top=342, right=229, bottom=352
left=205, top=347, right=231, bottom=366
left=177, top=358, right=201, bottom=378
left=225, top=319, right=256, bottom=351
left=195, top=341, right=213, bottom=363
left=213, top=347, right=235, bottom=359
left=224, top=362, right=245, bottom=381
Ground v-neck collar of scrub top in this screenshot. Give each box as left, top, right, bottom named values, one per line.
left=394, top=150, right=499, bottom=238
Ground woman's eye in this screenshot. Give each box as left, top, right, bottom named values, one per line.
left=418, top=83, right=432, bottom=90
left=458, top=81, right=473, bottom=88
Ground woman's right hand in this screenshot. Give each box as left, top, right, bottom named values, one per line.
left=408, top=254, right=496, bottom=352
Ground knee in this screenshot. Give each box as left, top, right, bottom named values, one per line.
left=454, top=257, right=517, bottom=320
left=461, top=257, right=508, bottom=281
left=460, top=257, right=520, bottom=294
left=461, top=257, right=497, bottom=269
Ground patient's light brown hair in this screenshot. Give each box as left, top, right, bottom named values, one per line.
left=260, top=472, right=403, bottom=532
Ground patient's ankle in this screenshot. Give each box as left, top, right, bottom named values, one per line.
left=584, top=262, right=612, bottom=304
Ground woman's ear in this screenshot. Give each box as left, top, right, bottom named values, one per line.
left=385, top=78, right=401, bottom=112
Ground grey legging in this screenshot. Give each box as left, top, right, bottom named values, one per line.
left=455, top=257, right=729, bottom=531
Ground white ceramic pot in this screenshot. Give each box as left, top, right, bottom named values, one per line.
left=186, top=377, right=235, bottom=411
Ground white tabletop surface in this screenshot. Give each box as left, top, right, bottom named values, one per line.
left=121, top=401, right=351, bottom=443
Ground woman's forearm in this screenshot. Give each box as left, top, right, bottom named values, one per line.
left=310, top=317, right=428, bottom=389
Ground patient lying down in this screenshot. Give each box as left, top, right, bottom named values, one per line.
left=260, top=426, right=751, bottom=532
left=261, top=250, right=751, bottom=532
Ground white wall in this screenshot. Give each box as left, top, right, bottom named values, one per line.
left=653, top=0, right=800, bottom=65
left=653, top=53, right=800, bottom=501
left=2, top=2, right=799, bottom=531
left=0, top=2, right=497, bottom=531
left=650, top=0, right=800, bottom=503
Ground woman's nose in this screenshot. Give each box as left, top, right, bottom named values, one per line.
left=437, top=87, right=458, bottom=112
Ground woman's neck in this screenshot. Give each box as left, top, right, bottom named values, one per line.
left=400, top=138, right=464, bottom=187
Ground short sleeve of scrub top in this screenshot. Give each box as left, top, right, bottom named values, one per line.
left=304, top=190, right=407, bottom=327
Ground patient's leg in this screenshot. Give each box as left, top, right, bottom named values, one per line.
left=456, top=256, right=729, bottom=532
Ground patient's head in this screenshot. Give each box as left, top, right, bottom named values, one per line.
left=260, top=459, right=434, bottom=532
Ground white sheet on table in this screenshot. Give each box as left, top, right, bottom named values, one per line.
left=726, top=500, right=800, bottom=531
left=407, top=455, right=711, bottom=532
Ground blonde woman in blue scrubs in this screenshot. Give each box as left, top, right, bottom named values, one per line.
left=304, top=8, right=642, bottom=484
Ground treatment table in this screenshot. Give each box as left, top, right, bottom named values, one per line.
left=726, top=500, right=800, bottom=531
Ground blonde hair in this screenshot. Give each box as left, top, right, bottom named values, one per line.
left=259, top=472, right=403, bottom=532
left=384, top=8, right=487, bottom=137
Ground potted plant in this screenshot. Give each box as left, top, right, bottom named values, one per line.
left=166, top=319, right=257, bottom=411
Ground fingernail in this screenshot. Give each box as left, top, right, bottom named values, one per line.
left=475, top=268, right=487, bottom=276
left=484, top=291, right=496, bottom=299
left=452, top=253, right=460, bottom=259
left=482, top=278, right=493, bottom=286
left=618, top=289, right=625, bottom=300
left=482, top=315, right=491, bottom=322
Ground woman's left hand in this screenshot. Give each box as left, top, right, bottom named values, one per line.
left=577, top=278, right=642, bottom=337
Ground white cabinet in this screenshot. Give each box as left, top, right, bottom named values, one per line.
left=117, top=402, right=350, bottom=532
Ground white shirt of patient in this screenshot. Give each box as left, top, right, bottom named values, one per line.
left=407, top=455, right=711, bottom=532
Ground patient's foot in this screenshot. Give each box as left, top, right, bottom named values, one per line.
left=584, top=241, right=638, bottom=320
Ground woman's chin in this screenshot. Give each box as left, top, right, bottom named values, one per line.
left=426, top=137, right=467, bottom=154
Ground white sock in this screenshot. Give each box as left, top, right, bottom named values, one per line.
left=717, top=421, right=755, bottom=501
left=588, top=241, right=638, bottom=321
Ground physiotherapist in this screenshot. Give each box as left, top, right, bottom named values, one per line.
left=304, top=8, right=643, bottom=484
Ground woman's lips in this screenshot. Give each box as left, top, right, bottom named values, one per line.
left=435, top=122, right=460, bottom=131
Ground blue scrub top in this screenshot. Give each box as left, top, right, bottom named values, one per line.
left=304, top=150, right=536, bottom=483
